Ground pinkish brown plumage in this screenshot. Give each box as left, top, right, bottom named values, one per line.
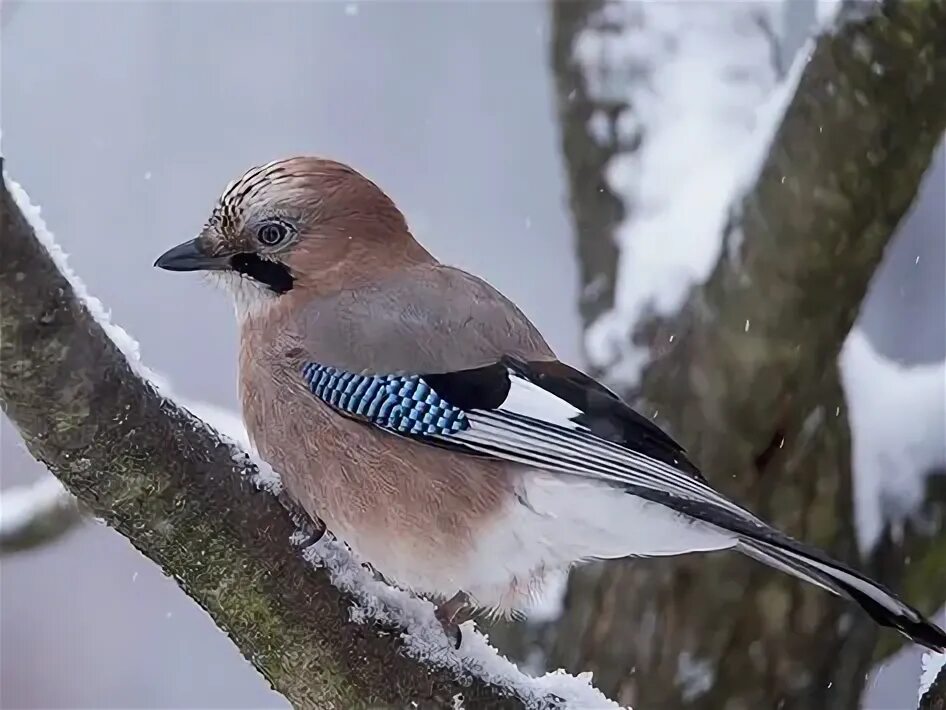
left=154, top=156, right=946, bottom=652
left=238, top=295, right=521, bottom=606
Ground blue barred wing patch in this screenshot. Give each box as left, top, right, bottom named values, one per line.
left=301, top=363, right=470, bottom=436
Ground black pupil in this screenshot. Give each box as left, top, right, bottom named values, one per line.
left=259, top=223, right=285, bottom=245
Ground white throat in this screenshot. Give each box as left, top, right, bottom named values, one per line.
left=206, top=271, right=279, bottom=321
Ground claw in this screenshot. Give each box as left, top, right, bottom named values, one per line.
left=434, top=591, right=470, bottom=648
left=436, top=618, right=462, bottom=649
left=293, top=523, right=325, bottom=548
left=281, top=494, right=326, bottom=547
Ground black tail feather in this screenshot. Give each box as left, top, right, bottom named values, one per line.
left=739, top=539, right=946, bottom=652
left=636, top=489, right=946, bottom=652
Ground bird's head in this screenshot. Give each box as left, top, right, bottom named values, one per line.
left=154, top=156, right=430, bottom=316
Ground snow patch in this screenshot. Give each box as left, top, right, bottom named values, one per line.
left=0, top=477, right=73, bottom=538
left=575, top=3, right=784, bottom=384
left=731, top=37, right=811, bottom=211
left=676, top=651, right=715, bottom=702
left=919, top=650, right=946, bottom=701
left=305, top=537, right=622, bottom=709
left=840, top=329, right=946, bottom=552
left=816, top=0, right=843, bottom=26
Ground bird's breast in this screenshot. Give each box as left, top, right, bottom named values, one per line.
left=237, top=325, right=521, bottom=597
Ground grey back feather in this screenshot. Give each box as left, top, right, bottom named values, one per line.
left=292, top=264, right=555, bottom=374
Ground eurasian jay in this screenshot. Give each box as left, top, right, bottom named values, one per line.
left=155, top=157, right=946, bottom=652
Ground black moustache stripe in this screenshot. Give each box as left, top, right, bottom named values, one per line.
left=230, top=253, right=295, bottom=294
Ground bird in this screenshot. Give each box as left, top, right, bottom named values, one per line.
left=154, top=156, right=946, bottom=653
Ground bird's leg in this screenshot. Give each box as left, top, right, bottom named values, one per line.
left=434, top=591, right=470, bottom=649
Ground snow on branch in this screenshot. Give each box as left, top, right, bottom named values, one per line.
left=841, top=329, right=946, bottom=552
left=0, top=166, right=620, bottom=709
left=0, top=476, right=81, bottom=554
left=920, top=651, right=946, bottom=709
left=576, top=1, right=784, bottom=384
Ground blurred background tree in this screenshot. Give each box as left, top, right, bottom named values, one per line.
left=488, top=2, right=946, bottom=709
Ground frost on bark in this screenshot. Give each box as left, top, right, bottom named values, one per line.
left=511, top=1, right=946, bottom=708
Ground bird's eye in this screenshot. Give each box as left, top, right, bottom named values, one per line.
left=257, top=221, right=290, bottom=247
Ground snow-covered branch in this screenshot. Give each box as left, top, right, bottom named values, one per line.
left=0, top=165, right=619, bottom=709
left=0, top=476, right=82, bottom=555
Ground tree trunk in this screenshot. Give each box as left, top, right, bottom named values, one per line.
left=532, top=1, right=946, bottom=707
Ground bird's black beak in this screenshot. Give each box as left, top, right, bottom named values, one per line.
left=154, top=238, right=230, bottom=272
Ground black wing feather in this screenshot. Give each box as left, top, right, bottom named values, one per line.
left=422, top=363, right=510, bottom=410
left=417, top=357, right=703, bottom=481
left=500, top=356, right=705, bottom=480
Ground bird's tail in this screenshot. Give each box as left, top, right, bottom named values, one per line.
left=645, top=490, right=946, bottom=651
left=735, top=535, right=946, bottom=652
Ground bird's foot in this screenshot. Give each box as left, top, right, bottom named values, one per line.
left=294, top=521, right=325, bottom=548
left=434, top=591, right=470, bottom=649
left=280, top=493, right=326, bottom=547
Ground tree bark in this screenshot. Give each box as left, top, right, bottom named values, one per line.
left=539, top=1, right=946, bottom=708
left=0, top=169, right=545, bottom=710
left=549, top=0, right=623, bottom=329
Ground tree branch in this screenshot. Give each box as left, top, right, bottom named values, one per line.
left=0, top=167, right=606, bottom=709
left=0, top=477, right=82, bottom=555
left=531, top=1, right=946, bottom=707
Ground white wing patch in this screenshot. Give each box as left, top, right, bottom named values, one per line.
left=443, top=370, right=761, bottom=523
left=498, top=376, right=583, bottom=428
